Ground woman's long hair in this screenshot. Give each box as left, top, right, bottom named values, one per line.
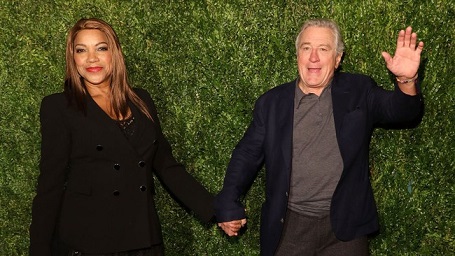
left=64, top=18, right=152, bottom=120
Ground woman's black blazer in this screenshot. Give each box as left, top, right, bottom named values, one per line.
left=30, top=88, right=214, bottom=255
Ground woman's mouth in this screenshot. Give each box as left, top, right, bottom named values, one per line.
left=86, top=67, right=103, bottom=72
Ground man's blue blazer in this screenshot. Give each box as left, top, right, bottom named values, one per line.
left=215, top=72, right=424, bottom=255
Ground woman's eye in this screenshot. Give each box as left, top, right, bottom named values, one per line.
left=75, top=48, right=85, bottom=53
left=98, top=46, right=108, bottom=51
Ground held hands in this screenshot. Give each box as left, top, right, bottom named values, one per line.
left=218, top=218, right=247, bottom=236
left=381, top=26, right=424, bottom=82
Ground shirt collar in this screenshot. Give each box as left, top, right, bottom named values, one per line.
left=294, top=78, right=333, bottom=109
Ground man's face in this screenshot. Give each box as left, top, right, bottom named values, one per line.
left=297, top=26, right=342, bottom=95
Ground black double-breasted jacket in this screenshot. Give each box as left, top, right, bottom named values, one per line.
left=30, top=88, right=214, bottom=255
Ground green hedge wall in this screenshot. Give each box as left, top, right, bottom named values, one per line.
left=1, top=0, right=453, bottom=255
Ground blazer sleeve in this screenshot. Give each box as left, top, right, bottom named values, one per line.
left=214, top=95, right=267, bottom=222
left=137, top=89, right=215, bottom=223
left=30, top=94, right=71, bottom=256
left=369, top=77, right=424, bottom=126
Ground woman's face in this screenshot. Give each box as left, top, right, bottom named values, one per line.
left=73, top=29, right=113, bottom=89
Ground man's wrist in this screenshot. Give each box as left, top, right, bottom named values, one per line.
left=396, top=74, right=418, bottom=84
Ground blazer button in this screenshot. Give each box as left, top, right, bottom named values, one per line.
left=96, top=144, right=103, bottom=151
left=153, top=139, right=158, bottom=145
left=139, top=185, right=147, bottom=192
left=138, top=161, right=146, bottom=168
left=280, top=218, right=284, bottom=223
left=113, top=190, right=120, bottom=196
left=113, top=164, right=120, bottom=170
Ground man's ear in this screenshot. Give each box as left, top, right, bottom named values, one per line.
left=335, top=53, right=343, bottom=69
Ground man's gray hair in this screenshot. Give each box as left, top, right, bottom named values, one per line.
left=295, top=18, right=345, bottom=55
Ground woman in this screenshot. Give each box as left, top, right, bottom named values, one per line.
left=30, top=18, right=214, bottom=256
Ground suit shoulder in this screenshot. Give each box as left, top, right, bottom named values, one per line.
left=133, top=87, right=151, bottom=99
left=133, top=88, right=154, bottom=104
left=333, top=72, right=377, bottom=91
left=258, top=79, right=295, bottom=100
left=39, top=93, right=71, bottom=121
left=41, top=92, right=67, bottom=108
left=135, top=86, right=156, bottom=101
left=335, top=72, right=374, bottom=84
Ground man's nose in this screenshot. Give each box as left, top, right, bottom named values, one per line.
left=309, top=49, right=319, bottom=62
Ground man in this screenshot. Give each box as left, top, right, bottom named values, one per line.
left=215, top=19, right=424, bottom=255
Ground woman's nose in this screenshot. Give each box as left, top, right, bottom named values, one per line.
left=87, top=51, right=99, bottom=63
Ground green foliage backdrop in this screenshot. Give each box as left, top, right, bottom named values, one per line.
left=0, top=0, right=453, bottom=255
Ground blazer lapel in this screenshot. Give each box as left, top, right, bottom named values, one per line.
left=331, top=73, right=354, bottom=183
left=85, top=95, right=140, bottom=157
left=127, top=100, right=156, bottom=151
left=278, top=81, right=296, bottom=171
left=331, top=73, right=351, bottom=137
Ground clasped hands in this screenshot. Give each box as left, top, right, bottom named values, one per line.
left=218, top=218, right=247, bottom=236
